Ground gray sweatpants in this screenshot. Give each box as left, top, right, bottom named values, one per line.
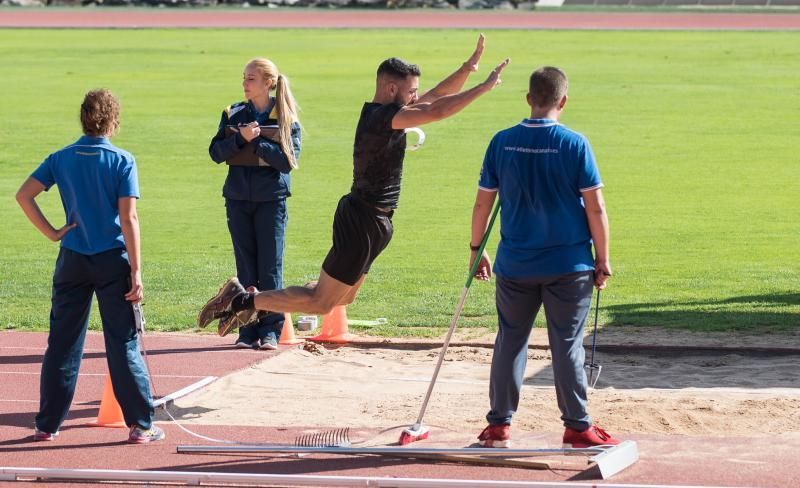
left=487, top=271, right=594, bottom=431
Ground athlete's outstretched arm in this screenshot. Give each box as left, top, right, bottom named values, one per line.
left=416, top=34, right=485, bottom=104
left=391, top=58, right=509, bottom=130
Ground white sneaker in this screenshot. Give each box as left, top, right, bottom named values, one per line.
left=234, top=339, right=256, bottom=349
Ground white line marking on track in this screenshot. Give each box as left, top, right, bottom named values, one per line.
left=153, top=376, right=217, bottom=407
left=0, top=371, right=208, bottom=379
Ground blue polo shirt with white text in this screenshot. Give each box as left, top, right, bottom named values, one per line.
left=32, top=135, right=140, bottom=256
left=478, top=118, right=602, bottom=279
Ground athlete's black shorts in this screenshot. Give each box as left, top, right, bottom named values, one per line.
left=322, top=193, right=394, bottom=286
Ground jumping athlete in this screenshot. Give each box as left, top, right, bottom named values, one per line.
left=198, top=35, right=509, bottom=335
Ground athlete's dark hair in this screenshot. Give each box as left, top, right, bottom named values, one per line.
left=528, top=67, right=568, bottom=109
left=80, top=89, right=120, bottom=137
left=377, top=57, right=421, bottom=80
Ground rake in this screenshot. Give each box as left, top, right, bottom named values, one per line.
left=398, top=201, right=500, bottom=445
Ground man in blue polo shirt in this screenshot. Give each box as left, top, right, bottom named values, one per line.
left=470, top=67, right=620, bottom=448
left=15, top=89, right=163, bottom=444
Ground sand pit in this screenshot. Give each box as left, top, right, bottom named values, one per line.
left=169, top=328, right=800, bottom=442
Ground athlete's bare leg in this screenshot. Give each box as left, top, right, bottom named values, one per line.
left=252, top=269, right=366, bottom=315
left=338, top=275, right=366, bottom=306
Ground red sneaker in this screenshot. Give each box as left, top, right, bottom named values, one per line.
left=477, top=423, right=511, bottom=448
left=563, top=425, right=620, bottom=448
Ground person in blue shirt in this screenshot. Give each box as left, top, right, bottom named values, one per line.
left=15, top=89, right=163, bottom=444
left=207, top=58, right=302, bottom=350
left=470, top=67, right=620, bottom=449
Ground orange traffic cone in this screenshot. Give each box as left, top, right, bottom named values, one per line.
left=279, top=312, right=304, bottom=345
left=90, top=374, right=126, bottom=428
left=310, top=305, right=356, bottom=344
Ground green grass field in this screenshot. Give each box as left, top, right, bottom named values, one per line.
left=1, top=28, right=798, bottom=335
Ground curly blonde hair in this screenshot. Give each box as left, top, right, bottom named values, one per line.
left=80, top=89, right=120, bottom=137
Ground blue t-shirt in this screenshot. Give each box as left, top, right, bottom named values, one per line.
left=478, top=119, right=603, bottom=279
left=31, top=135, right=140, bottom=256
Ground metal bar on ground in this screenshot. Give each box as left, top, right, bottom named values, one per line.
left=178, top=441, right=639, bottom=480
left=390, top=452, right=552, bottom=470
left=177, top=445, right=606, bottom=457
left=0, top=466, right=731, bottom=487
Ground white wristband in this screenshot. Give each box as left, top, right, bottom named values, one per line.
left=404, top=127, right=426, bottom=151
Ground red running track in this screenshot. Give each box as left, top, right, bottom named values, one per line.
left=1, top=331, right=799, bottom=487
left=0, top=330, right=274, bottom=440
left=1, top=9, right=799, bottom=30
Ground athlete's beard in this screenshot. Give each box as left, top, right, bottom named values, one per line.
left=394, top=93, right=409, bottom=107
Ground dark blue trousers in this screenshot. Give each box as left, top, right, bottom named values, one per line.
left=225, top=198, right=286, bottom=342
left=487, top=271, right=594, bottom=431
left=35, top=247, right=154, bottom=434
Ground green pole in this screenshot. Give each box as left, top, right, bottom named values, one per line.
left=465, top=201, right=501, bottom=288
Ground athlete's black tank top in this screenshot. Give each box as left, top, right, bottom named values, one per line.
left=350, top=102, right=406, bottom=209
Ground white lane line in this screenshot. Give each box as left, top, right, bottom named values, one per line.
left=0, top=377, right=217, bottom=405
left=153, top=376, right=217, bottom=407
left=0, top=371, right=208, bottom=379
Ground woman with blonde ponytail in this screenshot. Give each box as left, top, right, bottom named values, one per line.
left=208, top=58, right=302, bottom=350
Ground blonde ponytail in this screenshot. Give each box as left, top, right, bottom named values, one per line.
left=246, top=58, right=302, bottom=169
left=275, top=73, right=300, bottom=169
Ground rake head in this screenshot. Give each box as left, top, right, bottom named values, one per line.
left=584, top=363, right=602, bottom=389
left=294, top=428, right=351, bottom=448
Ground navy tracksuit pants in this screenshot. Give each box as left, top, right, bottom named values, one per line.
left=35, top=247, right=154, bottom=434
left=225, top=198, right=286, bottom=342
left=487, top=271, right=594, bottom=431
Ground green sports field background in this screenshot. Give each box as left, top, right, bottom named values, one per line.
left=1, top=29, right=798, bottom=335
